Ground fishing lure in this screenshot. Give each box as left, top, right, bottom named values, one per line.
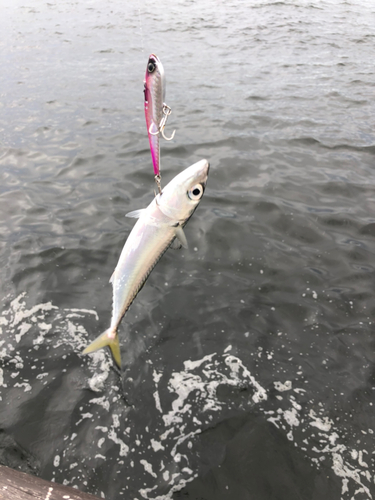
left=144, top=54, right=175, bottom=192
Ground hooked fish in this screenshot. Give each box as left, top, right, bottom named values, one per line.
left=82, top=159, right=210, bottom=368
left=144, top=54, right=175, bottom=184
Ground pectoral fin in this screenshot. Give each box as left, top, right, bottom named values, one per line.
left=175, top=226, right=188, bottom=249
left=125, top=209, right=146, bottom=219
left=170, top=238, right=182, bottom=250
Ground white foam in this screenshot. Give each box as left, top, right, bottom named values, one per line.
left=153, top=390, right=163, bottom=413
left=331, top=453, right=372, bottom=498
left=10, top=294, right=58, bottom=328
left=140, top=460, right=157, bottom=478
left=309, top=410, right=332, bottom=432
left=65, top=308, right=99, bottom=320
left=89, top=396, right=110, bottom=411
left=13, top=382, right=32, bottom=392
left=274, top=380, right=292, bottom=392
left=183, top=353, right=215, bottom=371
left=150, top=439, right=164, bottom=452
left=0, top=368, right=6, bottom=388
left=153, top=370, right=162, bottom=384
left=284, top=408, right=300, bottom=427
left=15, top=323, right=32, bottom=343
left=75, top=412, right=93, bottom=426
left=107, top=429, right=129, bottom=457
left=95, top=426, right=108, bottom=432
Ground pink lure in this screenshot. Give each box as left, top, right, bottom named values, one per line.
left=144, top=54, right=175, bottom=178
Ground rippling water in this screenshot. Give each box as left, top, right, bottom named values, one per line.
left=1, top=0, right=375, bottom=499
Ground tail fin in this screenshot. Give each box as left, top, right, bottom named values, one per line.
left=82, top=328, right=121, bottom=368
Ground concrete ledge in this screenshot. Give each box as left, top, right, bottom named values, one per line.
left=0, top=465, right=100, bottom=500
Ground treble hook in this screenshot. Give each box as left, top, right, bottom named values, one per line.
left=148, top=123, right=160, bottom=136
left=160, top=104, right=175, bottom=141
left=148, top=104, right=176, bottom=141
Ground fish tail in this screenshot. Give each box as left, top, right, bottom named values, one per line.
left=82, top=328, right=121, bottom=368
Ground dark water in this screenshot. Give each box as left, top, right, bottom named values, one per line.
left=1, top=0, right=375, bottom=498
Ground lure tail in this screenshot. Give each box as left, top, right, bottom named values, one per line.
left=82, top=328, right=121, bottom=368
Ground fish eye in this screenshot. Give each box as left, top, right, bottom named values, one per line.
left=148, top=61, right=156, bottom=73
left=188, top=184, right=203, bottom=201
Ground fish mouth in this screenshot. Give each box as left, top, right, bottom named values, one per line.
left=195, top=158, right=209, bottom=174
left=205, top=161, right=210, bottom=178
left=200, top=160, right=210, bottom=187
left=196, top=161, right=209, bottom=192
left=149, top=53, right=160, bottom=64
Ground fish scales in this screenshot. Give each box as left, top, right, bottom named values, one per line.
left=111, top=216, right=176, bottom=323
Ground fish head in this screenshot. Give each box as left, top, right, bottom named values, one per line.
left=157, top=159, right=210, bottom=221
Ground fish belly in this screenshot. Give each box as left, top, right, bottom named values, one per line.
left=110, top=221, right=175, bottom=329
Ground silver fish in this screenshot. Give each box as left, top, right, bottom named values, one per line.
left=83, top=159, right=210, bottom=367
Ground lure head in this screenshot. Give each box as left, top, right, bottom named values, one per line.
left=157, top=159, right=210, bottom=222
left=146, top=54, right=160, bottom=75
left=144, top=54, right=165, bottom=102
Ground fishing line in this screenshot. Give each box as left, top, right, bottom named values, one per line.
left=136, top=0, right=145, bottom=53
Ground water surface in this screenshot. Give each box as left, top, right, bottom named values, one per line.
left=1, top=1, right=375, bottom=499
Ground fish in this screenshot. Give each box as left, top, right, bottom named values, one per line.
left=82, top=159, right=210, bottom=368
left=144, top=54, right=175, bottom=181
